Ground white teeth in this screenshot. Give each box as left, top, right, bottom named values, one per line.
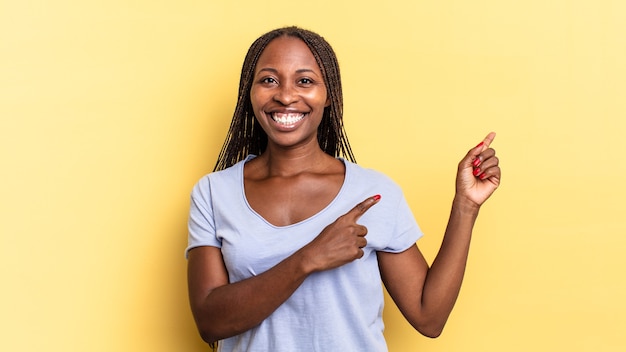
left=271, top=113, right=304, bottom=125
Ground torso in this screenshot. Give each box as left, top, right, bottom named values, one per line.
left=243, top=154, right=345, bottom=227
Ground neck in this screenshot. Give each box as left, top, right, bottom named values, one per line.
left=255, top=143, right=333, bottom=177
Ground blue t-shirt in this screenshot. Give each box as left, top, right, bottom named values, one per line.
left=187, top=155, right=422, bottom=351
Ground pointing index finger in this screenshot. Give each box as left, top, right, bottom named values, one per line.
left=481, top=132, right=496, bottom=150
left=347, top=195, right=381, bottom=221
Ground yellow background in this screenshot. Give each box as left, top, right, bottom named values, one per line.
left=2, top=1, right=625, bottom=351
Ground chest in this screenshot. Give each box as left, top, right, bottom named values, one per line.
left=244, top=172, right=344, bottom=227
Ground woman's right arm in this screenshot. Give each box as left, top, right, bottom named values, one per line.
left=187, top=245, right=311, bottom=344
left=187, top=196, right=380, bottom=344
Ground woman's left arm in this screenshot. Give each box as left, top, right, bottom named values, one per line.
left=378, top=132, right=500, bottom=338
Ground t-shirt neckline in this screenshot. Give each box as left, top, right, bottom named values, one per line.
left=239, top=154, right=350, bottom=229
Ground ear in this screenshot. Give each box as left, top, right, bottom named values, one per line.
left=325, top=95, right=331, bottom=107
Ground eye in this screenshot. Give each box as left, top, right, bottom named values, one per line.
left=260, top=77, right=277, bottom=84
left=298, top=78, right=314, bottom=85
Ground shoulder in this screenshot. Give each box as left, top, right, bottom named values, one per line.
left=192, top=156, right=251, bottom=198
left=341, top=160, right=409, bottom=210
left=344, top=160, right=403, bottom=192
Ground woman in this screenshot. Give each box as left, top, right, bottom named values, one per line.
left=187, top=26, right=500, bottom=351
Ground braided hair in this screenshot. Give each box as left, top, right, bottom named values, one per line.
left=213, top=26, right=356, bottom=171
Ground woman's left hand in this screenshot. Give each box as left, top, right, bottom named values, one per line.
left=455, top=132, right=501, bottom=207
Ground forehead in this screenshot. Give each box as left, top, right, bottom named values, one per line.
left=255, top=36, right=322, bottom=73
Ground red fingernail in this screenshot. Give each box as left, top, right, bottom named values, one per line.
left=475, top=141, right=484, bottom=148
left=373, top=195, right=381, bottom=201
left=473, top=168, right=481, bottom=176
left=472, top=158, right=481, bottom=167
left=479, top=173, right=487, bottom=180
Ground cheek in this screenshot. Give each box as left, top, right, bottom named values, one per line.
left=249, top=92, right=266, bottom=114
left=250, top=90, right=279, bottom=115
left=305, top=88, right=329, bottom=107
left=320, top=87, right=330, bottom=107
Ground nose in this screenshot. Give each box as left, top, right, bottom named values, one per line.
left=273, top=83, right=299, bottom=105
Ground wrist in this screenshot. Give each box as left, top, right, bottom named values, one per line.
left=451, top=195, right=481, bottom=215
left=293, top=246, right=318, bottom=275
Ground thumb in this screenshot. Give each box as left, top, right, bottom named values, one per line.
left=345, top=195, right=381, bottom=222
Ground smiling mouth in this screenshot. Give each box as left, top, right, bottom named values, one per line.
left=271, top=112, right=305, bottom=126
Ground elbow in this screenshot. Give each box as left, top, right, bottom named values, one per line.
left=412, top=319, right=447, bottom=339
left=195, top=319, right=223, bottom=345
left=199, top=330, right=219, bottom=346
left=197, top=323, right=219, bottom=345
left=407, top=306, right=452, bottom=338
left=419, top=326, right=444, bottom=339
left=196, top=317, right=247, bottom=345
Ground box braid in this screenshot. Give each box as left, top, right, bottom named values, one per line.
left=213, top=26, right=356, bottom=171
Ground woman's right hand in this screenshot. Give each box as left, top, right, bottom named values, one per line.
left=299, top=195, right=381, bottom=272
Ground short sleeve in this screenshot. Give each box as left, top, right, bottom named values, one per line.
left=380, top=193, right=423, bottom=253
left=186, top=177, right=221, bottom=258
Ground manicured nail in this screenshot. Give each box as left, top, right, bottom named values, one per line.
left=475, top=141, right=484, bottom=148
left=373, top=194, right=381, bottom=201
left=472, top=158, right=481, bottom=167
left=479, top=173, right=487, bottom=180
left=473, top=168, right=481, bottom=176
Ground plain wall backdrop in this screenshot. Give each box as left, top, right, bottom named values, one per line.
left=2, top=1, right=625, bottom=351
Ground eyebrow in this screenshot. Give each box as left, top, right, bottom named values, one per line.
left=257, top=67, right=319, bottom=75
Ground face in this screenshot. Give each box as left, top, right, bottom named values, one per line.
left=250, top=36, right=330, bottom=151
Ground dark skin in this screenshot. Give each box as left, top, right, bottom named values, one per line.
left=243, top=152, right=345, bottom=227
left=187, top=36, right=501, bottom=344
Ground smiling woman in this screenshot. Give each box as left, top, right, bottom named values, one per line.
left=211, top=27, right=353, bottom=172
left=250, top=37, right=330, bottom=147
left=185, top=26, right=501, bottom=351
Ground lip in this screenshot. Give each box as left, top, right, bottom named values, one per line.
left=266, top=110, right=308, bottom=130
